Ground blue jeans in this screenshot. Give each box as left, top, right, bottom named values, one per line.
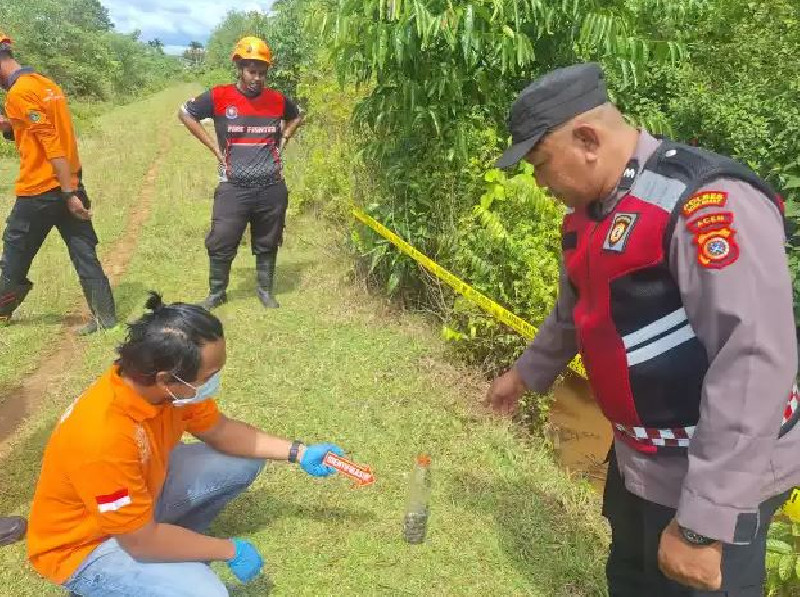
left=63, top=442, right=265, bottom=597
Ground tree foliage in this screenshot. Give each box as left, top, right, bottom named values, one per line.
left=323, top=0, right=700, bottom=153
left=0, top=0, right=182, bottom=100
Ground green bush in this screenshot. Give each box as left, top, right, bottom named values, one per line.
left=446, top=165, right=564, bottom=374
left=766, top=515, right=800, bottom=597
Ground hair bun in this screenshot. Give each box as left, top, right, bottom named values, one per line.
left=144, top=291, right=165, bottom=312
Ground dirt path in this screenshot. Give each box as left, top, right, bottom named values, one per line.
left=0, top=139, right=169, bottom=449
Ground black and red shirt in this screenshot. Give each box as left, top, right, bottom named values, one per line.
left=183, top=85, right=300, bottom=187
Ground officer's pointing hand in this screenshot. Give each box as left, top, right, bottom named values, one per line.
left=658, top=519, right=722, bottom=591
left=484, top=368, right=527, bottom=416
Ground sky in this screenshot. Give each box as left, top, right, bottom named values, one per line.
left=103, top=0, right=274, bottom=55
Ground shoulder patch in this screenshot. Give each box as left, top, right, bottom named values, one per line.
left=686, top=211, right=734, bottom=234
left=682, top=191, right=728, bottom=217
left=687, top=210, right=739, bottom=269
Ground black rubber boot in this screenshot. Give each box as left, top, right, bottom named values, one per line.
left=201, top=258, right=232, bottom=311
left=256, top=250, right=280, bottom=309
left=78, top=277, right=117, bottom=335
left=0, top=277, right=33, bottom=325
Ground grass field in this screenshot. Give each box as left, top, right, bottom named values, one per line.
left=0, top=87, right=608, bottom=596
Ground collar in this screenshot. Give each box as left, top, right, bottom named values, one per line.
left=589, top=130, right=662, bottom=219
left=109, top=366, right=163, bottom=422
left=4, top=66, right=34, bottom=90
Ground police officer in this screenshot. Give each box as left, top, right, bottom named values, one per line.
left=0, top=33, right=116, bottom=333
left=178, top=36, right=303, bottom=310
left=487, top=63, right=800, bottom=595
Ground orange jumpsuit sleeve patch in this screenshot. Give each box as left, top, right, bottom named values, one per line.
left=69, top=453, right=154, bottom=535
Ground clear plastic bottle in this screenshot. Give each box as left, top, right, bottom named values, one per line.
left=403, top=454, right=432, bottom=544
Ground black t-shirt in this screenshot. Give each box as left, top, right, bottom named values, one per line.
left=183, top=85, right=300, bottom=187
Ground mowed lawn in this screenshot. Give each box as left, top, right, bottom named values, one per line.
left=0, top=87, right=608, bottom=596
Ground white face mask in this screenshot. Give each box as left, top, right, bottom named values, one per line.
left=167, top=371, right=221, bottom=407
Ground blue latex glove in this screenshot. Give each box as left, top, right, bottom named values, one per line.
left=227, top=538, right=263, bottom=583
left=300, top=443, right=345, bottom=477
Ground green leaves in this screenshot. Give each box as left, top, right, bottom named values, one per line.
left=320, top=0, right=695, bottom=166
left=765, top=517, right=800, bottom=595
left=0, top=0, right=181, bottom=100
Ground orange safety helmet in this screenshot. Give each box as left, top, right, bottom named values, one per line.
left=231, top=36, right=272, bottom=65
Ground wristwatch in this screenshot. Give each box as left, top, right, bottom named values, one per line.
left=288, top=440, right=304, bottom=463
left=679, top=525, right=717, bottom=546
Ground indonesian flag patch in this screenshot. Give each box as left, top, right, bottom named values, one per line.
left=95, top=489, right=132, bottom=513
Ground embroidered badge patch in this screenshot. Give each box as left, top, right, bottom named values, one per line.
left=27, top=110, right=42, bottom=123
left=682, top=191, right=728, bottom=217
left=603, top=212, right=639, bottom=252
left=225, top=105, right=238, bottom=119
left=687, top=211, right=739, bottom=269
left=694, top=227, right=739, bottom=269
left=686, top=211, right=734, bottom=234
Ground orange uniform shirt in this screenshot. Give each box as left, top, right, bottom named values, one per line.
left=4, top=70, right=81, bottom=197
left=27, top=366, right=221, bottom=584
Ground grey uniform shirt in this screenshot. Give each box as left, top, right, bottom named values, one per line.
left=515, top=131, right=800, bottom=543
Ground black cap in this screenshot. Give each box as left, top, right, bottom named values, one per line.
left=495, top=63, right=608, bottom=169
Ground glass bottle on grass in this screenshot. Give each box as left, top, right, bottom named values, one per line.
left=403, top=454, right=432, bottom=544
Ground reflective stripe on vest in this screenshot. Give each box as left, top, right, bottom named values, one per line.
left=615, top=385, right=800, bottom=448
left=622, top=307, right=697, bottom=367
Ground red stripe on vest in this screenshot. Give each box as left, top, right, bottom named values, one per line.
left=564, top=195, right=672, bottom=435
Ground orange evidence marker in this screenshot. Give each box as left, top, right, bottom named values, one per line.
left=322, top=452, right=375, bottom=488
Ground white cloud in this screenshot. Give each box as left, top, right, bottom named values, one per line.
left=104, top=0, right=275, bottom=46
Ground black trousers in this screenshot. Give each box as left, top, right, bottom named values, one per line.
left=0, top=187, right=107, bottom=286
left=205, top=181, right=288, bottom=261
left=603, top=447, right=787, bottom=596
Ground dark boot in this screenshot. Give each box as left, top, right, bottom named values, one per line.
left=78, top=277, right=117, bottom=335
left=0, top=277, right=33, bottom=325
left=201, top=258, right=232, bottom=310
left=256, top=250, right=280, bottom=309
left=0, top=516, right=26, bottom=546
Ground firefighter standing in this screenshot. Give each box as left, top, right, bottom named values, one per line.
left=0, top=33, right=116, bottom=333
left=178, top=36, right=303, bottom=310
left=487, top=63, right=800, bottom=595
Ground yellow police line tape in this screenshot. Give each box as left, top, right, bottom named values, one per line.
left=351, top=206, right=586, bottom=378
